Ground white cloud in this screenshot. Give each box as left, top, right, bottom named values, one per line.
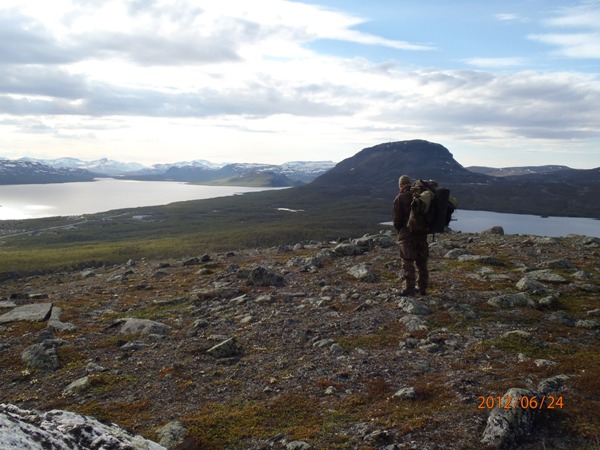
left=465, top=57, right=526, bottom=68
left=0, top=0, right=599, bottom=168
left=529, top=1, right=600, bottom=58
left=495, top=13, right=525, bottom=23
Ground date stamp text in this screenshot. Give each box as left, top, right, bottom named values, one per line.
left=477, top=395, right=564, bottom=410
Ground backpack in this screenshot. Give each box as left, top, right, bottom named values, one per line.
left=407, top=179, right=456, bottom=236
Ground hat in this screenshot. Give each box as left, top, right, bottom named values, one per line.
left=399, top=175, right=411, bottom=185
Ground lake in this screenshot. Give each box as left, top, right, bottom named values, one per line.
left=0, top=179, right=278, bottom=220
left=450, top=209, right=599, bottom=238
left=2, top=181, right=599, bottom=238
left=384, top=209, right=599, bottom=238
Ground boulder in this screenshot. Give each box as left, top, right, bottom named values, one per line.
left=481, top=387, right=538, bottom=448
left=524, top=270, right=568, bottom=284
left=0, top=404, right=166, bottom=450
left=0, top=303, right=53, bottom=324
left=156, top=421, right=187, bottom=448
left=21, top=340, right=63, bottom=371
left=119, top=318, right=172, bottom=336
left=247, top=265, right=284, bottom=286
left=347, top=264, right=377, bottom=282
left=207, top=337, right=241, bottom=359
left=488, top=293, right=535, bottom=309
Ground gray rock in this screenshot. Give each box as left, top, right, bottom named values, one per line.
left=444, top=249, right=473, bottom=259
left=0, top=404, right=166, bottom=450
left=119, top=318, right=172, bottom=335
left=64, top=376, right=91, bottom=394
left=448, top=304, right=478, bottom=320
left=399, top=314, right=428, bottom=332
left=488, top=293, right=535, bottom=309
left=534, top=359, right=557, bottom=367
left=538, top=295, right=558, bottom=309
left=333, top=243, right=362, bottom=256
left=393, top=387, right=417, bottom=400
left=21, top=340, right=62, bottom=371
left=481, top=387, right=538, bottom=448
left=0, top=303, right=53, bottom=324
left=47, top=306, right=78, bottom=332
left=575, top=319, right=600, bottom=330
left=543, top=311, right=575, bottom=327
left=80, top=269, right=95, bottom=279
left=86, top=362, right=108, bottom=374
left=572, top=270, right=593, bottom=280
left=398, top=298, right=432, bottom=316
left=537, top=375, right=569, bottom=396
left=156, top=421, right=187, bottom=448
left=247, top=265, right=284, bottom=286
left=286, top=441, right=312, bottom=450
left=579, top=283, right=600, bottom=293
left=524, top=269, right=568, bottom=284
left=347, top=264, right=377, bottom=282
left=207, top=337, right=241, bottom=358
left=537, top=259, right=575, bottom=270
left=0, top=300, right=17, bottom=308
left=482, top=226, right=504, bottom=235
left=516, top=277, right=549, bottom=294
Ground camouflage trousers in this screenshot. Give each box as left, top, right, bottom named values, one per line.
left=398, top=235, right=429, bottom=292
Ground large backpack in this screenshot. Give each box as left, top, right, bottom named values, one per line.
left=407, top=179, right=456, bottom=236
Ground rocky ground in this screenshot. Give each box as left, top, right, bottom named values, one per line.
left=1, top=228, right=599, bottom=449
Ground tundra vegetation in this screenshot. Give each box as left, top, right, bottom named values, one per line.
left=1, top=220, right=599, bottom=449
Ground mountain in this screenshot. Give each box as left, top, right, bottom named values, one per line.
left=302, top=140, right=599, bottom=218
left=127, top=161, right=335, bottom=186
left=0, top=159, right=96, bottom=185
left=22, top=157, right=146, bottom=176
left=309, top=140, right=491, bottom=198
left=3, top=157, right=336, bottom=186
left=467, top=165, right=571, bottom=177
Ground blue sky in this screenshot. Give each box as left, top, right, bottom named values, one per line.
left=0, top=0, right=599, bottom=168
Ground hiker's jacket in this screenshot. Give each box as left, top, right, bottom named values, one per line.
left=393, top=186, right=429, bottom=262
left=392, top=186, right=413, bottom=241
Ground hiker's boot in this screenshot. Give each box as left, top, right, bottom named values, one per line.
left=400, top=289, right=417, bottom=297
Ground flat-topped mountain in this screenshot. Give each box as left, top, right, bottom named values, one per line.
left=303, top=140, right=599, bottom=218
left=310, top=140, right=490, bottom=196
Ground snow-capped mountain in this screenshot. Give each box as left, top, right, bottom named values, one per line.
left=21, top=157, right=146, bottom=176
left=2, top=157, right=336, bottom=186
left=0, top=159, right=96, bottom=185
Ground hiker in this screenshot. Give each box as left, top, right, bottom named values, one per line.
left=392, top=174, right=429, bottom=296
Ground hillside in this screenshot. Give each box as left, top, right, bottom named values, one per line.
left=1, top=230, right=599, bottom=449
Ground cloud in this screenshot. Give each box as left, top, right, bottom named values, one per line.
left=0, top=10, right=77, bottom=64
left=464, top=57, right=527, bottom=68
left=495, top=13, right=525, bottom=23
left=529, top=1, right=600, bottom=58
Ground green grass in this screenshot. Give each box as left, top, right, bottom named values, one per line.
left=0, top=188, right=390, bottom=274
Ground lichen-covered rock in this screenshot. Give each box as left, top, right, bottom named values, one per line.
left=21, top=340, right=62, bottom=371
left=481, top=388, right=537, bottom=448
left=347, top=263, right=377, bottom=282
left=0, top=403, right=166, bottom=450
